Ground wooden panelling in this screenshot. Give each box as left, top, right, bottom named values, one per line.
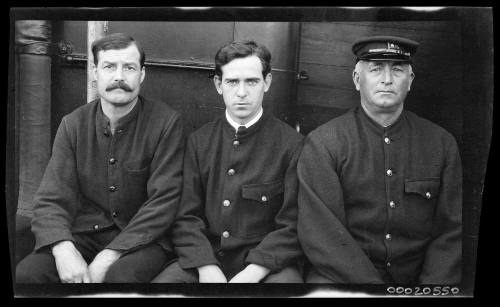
left=234, top=22, right=300, bottom=71
left=109, top=22, right=235, bottom=64
left=297, top=85, right=358, bottom=109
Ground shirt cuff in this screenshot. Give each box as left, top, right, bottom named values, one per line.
left=245, top=249, right=283, bottom=272
left=34, top=229, right=75, bottom=252
left=176, top=246, right=220, bottom=270
left=105, top=232, right=152, bottom=252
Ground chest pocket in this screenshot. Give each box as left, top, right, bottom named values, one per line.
left=242, top=181, right=284, bottom=204
left=123, top=159, right=150, bottom=215
left=239, top=181, right=284, bottom=238
left=403, top=178, right=440, bottom=239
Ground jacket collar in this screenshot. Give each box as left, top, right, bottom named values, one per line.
left=357, top=106, right=405, bottom=140
left=96, top=95, right=143, bottom=134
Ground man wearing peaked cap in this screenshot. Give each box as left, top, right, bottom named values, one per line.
left=352, top=35, right=420, bottom=62
left=297, top=35, right=462, bottom=284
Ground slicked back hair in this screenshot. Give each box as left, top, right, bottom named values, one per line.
left=214, top=40, right=271, bottom=78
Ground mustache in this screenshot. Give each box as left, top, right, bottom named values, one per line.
left=106, top=81, right=133, bottom=92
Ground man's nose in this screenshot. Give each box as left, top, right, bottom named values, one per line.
left=236, top=82, right=247, bottom=97
left=113, top=67, right=124, bottom=81
left=382, top=66, right=393, bottom=84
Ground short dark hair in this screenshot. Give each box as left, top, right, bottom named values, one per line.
left=214, top=40, right=271, bottom=78
left=91, top=33, right=145, bottom=68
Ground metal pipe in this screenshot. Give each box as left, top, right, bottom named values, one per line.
left=62, top=54, right=295, bottom=73
left=15, top=20, right=52, bottom=217
left=87, top=21, right=108, bottom=103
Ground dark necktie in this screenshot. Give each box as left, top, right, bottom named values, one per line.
left=237, top=125, right=247, bottom=135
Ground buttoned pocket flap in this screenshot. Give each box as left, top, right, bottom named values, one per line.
left=242, top=181, right=284, bottom=204
left=405, top=178, right=440, bottom=199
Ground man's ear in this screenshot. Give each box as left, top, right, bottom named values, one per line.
left=214, top=75, right=223, bottom=95
left=264, top=73, right=272, bottom=92
left=140, top=66, right=146, bottom=84
left=352, top=70, right=361, bottom=91
left=408, top=71, right=415, bottom=91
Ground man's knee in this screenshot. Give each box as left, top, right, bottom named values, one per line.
left=103, top=244, right=171, bottom=283
left=104, top=259, right=162, bottom=283
left=151, top=261, right=198, bottom=283
left=263, top=265, right=304, bottom=283
left=305, top=267, right=333, bottom=283
left=16, top=251, right=59, bottom=283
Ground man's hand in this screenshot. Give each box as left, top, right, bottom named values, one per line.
left=228, top=264, right=271, bottom=283
left=197, top=264, right=227, bottom=283
left=51, top=240, right=90, bottom=283
left=88, top=249, right=123, bottom=283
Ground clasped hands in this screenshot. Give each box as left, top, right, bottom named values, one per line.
left=197, top=263, right=270, bottom=283
left=51, top=240, right=122, bottom=283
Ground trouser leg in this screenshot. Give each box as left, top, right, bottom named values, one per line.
left=151, top=261, right=199, bottom=283
left=263, top=265, right=304, bottom=283
left=15, top=226, right=118, bottom=283
left=103, top=243, right=174, bottom=283
left=305, top=267, right=334, bottom=283
left=16, top=247, right=60, bottom=283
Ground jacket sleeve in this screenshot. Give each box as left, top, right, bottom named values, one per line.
left=419, top=136, right=462, bottom=284
left=31, top=117, right=79, bottom=251
left=106, top=113, right=185, bottom=252
left=297, top=134, right=384, bottom=283
left=245, top=141, right=305, bottom=272
left=172, top=136, right=220, bottom=269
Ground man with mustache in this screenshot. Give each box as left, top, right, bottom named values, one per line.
left=297, top=36, right=462, bottom=284
left=152, top=40, right=304, bottom=283
left=16, top=33, right=184, bottom=283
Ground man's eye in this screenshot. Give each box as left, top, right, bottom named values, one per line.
left=370, top=67, right=381, bottom=72
left=246, top=80, right=258, bottom=86
left=126, top=66, right=136, bottom=71
left=226, top=80, right=238, bottom=86
left=103, top=65, right=114, bottom=69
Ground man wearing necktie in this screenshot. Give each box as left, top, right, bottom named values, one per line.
left=153, top=40, right=304, bottom=283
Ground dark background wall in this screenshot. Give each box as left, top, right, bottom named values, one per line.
left=7, top=7, right=493, bottom=295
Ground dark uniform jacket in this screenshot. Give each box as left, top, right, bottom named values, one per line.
left=31, top=96, right=185, bottom=253
left=297, top=106, right=462, bottom=284
left=172, top=112, right=304, bottom=279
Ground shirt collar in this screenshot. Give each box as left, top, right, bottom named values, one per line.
left=225, top=107, right=263, bottom=131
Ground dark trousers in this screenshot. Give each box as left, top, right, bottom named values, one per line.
left=16, top=226, right=173, bottom=283
left=151, top=261, right=304, bottom=283
left=305, top=265, right=396, bottom=283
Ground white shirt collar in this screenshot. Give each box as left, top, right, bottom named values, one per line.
left=225, top=107, right=263, bottom=131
